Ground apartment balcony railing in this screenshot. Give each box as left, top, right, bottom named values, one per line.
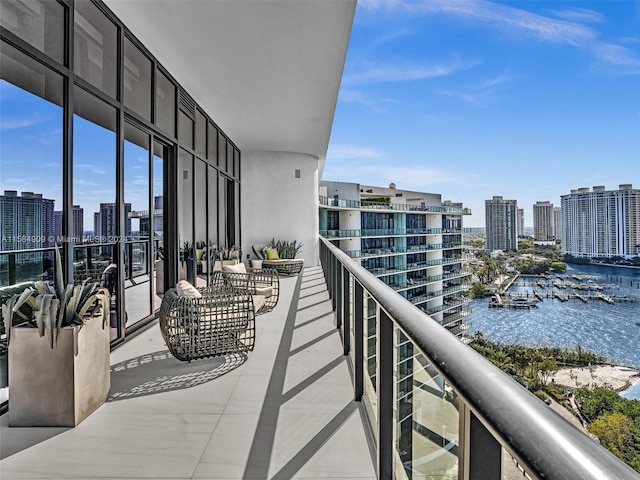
left=346, top=247, right=406, bottom=259
left=319, top=195, right=472, bottom=215
left=407, top=228, right=462, bottom=235
left=320, top=229, right=360, bottom=238
left=423, top=298, right=466, bottom=315
left=361, top=229, right=407, bottom=237
left=390, top=271, right=471, bottom=292
left=407, top=285, right=467, bottom=307
left=319, top=237, right=635, bottom=479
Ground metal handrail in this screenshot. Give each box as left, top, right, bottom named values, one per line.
left=320, top=237, right=638, bottom=480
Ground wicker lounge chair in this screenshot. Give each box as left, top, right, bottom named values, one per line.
left=251, top=245, right=304, bottom=276
left=159, top=284, right=257, bottom=362
left=212, top=265, right=279, bottom=315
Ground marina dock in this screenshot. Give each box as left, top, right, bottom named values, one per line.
left=492, top=274, right=636, bottom=308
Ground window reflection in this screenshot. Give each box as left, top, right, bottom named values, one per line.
left=72, top=87, right=119, bottom=337
left=156, top=70, right=176, bottom=137
left=0, top=78, right=62, bottom=259
left=74, top=0, right=117, bottom=98
left=124, top=37, right=151, bottom=120
left=124, top=123, right=151, bottom=326
left=0, top=0, right=65, bottom=64
left=153, top=141, right=165, bottom=306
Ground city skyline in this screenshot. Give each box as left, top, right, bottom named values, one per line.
left=322, top=0, right=640, bottom=228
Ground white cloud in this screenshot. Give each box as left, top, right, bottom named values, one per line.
left=360, top=0, right=640, bottom=75
left=480, top=73, right=514, bottom=89
left=343, top=57, right=481, bottom=86
left=0, top=113, right=50, bottom=130
left=593, top=43, right=640, bottom=74
left=323, top=162, right=479, bottom=193
left=547, top=7, right=606, bottom=25
left=327, top=144, right=383, bottom=160
left=436, top=89, right=480, bottom=105
left=76, top=164, right=107, bottom=175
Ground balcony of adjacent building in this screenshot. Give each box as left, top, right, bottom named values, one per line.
left=319, top=195, right=472, bottom=216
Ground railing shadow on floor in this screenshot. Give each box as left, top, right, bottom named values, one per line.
left=242, top=267, right=374, bottom=479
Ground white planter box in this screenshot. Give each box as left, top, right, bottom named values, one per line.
left=9, top=316, right=110, bottom=427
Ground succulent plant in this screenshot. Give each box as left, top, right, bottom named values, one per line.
left=1, top=246, right=109, bottom=349
left=268, top=239, right=303, bottom=259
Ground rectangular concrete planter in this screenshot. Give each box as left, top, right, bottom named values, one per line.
left=8, top=316, right=110, bottom=427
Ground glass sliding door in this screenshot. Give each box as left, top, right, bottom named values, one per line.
left=152, top=140, right=166, bottom=309
left=124, top=122, right=152, bottom=327
left=72, top=86, right=119, bottom=339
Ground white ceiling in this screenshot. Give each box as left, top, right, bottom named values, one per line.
left=104, top=0, right=355, bottom=163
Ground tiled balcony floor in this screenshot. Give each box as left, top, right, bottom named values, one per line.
left=0, top=266, right=376, bottom=480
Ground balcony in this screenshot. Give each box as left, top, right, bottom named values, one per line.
left=319, top=196, right=471, bottom=215
left=0, top=268, right=376, bottom=479
left=1, top=242, right=637, bottom=479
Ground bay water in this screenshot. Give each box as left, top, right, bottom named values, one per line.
left=467, top=263, right=640, bottom=397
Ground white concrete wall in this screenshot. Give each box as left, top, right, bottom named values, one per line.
left=241, top=151, right=320, bottom=267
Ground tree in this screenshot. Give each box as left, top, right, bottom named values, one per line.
left=589, top=413, right=632, bottom=460
left=469, top=282, right=488, bottom=299
left=549, top=261, right=566, bottom=272
left=538, top=358, right=558, bottom=385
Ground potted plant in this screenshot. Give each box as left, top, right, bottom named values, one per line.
left=213, top=245, right=241, bottom=271
left=179, top=241, right=194, bottom=282
left=1, top=247, right=111, bottom=427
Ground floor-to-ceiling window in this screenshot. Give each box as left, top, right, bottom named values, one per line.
left=0, top=0, right=242, bottom=409
left=124, top=123, right=152, bottom=327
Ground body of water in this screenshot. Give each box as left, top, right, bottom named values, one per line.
left=467, top=263, right=640, bottom=374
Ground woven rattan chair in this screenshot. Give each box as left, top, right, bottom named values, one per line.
left=159, top=285, right=256, bottom=362
left=212, top=268, right=279, bottom=315
left=251, top=245, right=304, bottom=276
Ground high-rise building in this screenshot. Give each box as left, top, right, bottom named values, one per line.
left=94, top=203, right=132, bottom=240
left=561, top=185, right=640, bottom=259
left=0, top=191, right=55, bottom=259
left=553, top=207, right=561, bottom=243
left=129, top=195, right=164, bottom=237
left=319, top=181, right=471, bottom=338
left=53, top=206, right=84, bottom=242
left=485, top=196, right=518, bottom=251
left=533, top=201, right=554, bottom=243
left=517, top=208, right=524, bottom=237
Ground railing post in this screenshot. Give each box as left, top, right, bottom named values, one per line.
left=342, top=266, right=350, bottom=355
left=377, top=308, right=394, bottom=479
left=336, top=259, right=343, bottom=329
left=9, top=253, right=17, bottom=285
left=354, top=280, right=364, bottom=401
left=459, top=401, right=502, bottom=480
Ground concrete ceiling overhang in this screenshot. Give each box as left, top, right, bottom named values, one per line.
left=104, top=0, right=355, bottom=165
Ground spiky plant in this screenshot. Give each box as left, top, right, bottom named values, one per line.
left=268, top=238, right=302, bottom=259
left=1, top=246, right=109, bottom=349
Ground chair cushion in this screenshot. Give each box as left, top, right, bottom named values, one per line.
left=222, top=262, right=247, bottom=274
left=176, top=280, right=202, bottom=298
left=251, top=286, right=273, bottom=297
left=265, top=248, right=279, bottom=260
left=252, top=295, right=266, bottom=314
left=252, top=245, right=266, bottom=260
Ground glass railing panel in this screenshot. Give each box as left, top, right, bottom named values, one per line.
left=362, top=289, right=378, bottom=439
left=400, top=353, right=460, bottom=479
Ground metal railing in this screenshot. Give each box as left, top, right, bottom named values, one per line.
left=319, top=237, right=637, bottom=480
left=319, top=195, right=472, bottom=215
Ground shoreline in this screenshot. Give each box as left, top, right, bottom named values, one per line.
left=550, top=364, right=640, bottom=392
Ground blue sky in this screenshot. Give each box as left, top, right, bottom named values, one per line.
left=323, top=0, right=640, bottom=227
